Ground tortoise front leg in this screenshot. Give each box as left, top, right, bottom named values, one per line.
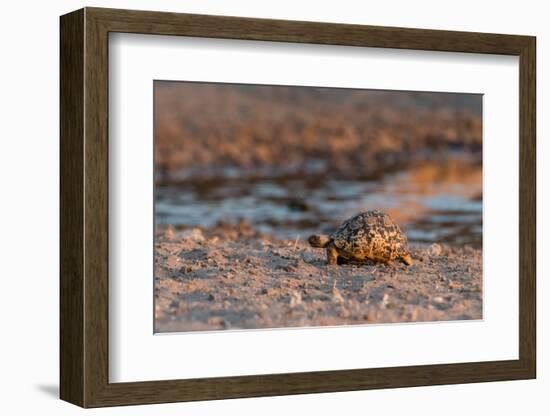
left=326, top=243, right=339, bottom=265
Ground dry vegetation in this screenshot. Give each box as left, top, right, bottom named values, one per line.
left=154, top=82, right=482, bottom=181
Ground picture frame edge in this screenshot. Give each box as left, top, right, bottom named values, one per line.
left=60, top=7, right=85, bottom=408
left=59, top=7, right=537, bottom=408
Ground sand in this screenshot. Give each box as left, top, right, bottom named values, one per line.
left=154, top=223, right=482, bottom=333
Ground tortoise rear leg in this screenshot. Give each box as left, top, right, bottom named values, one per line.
left=326, top=243, right=339, bottom=265
left=400, top=253, right=414, bottom=266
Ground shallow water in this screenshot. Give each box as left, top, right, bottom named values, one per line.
left=155, top=159, right=482, bottom=247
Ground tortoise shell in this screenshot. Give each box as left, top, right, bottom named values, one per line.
left=330, top=210, right=410, bottom=263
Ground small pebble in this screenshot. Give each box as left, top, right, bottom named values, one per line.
left=448, top=281, right=464, bottom=289
left=180, top=228, right=205, bottom=242
left=428, top=243, right=443, bottom=257
left=290, top=291, right=302, bottom=307
left=382, top=293, right=390, bottom=308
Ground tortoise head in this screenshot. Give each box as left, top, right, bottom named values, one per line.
left=308, top=234, right=331, bottom=248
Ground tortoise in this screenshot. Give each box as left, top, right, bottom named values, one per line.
left=308, top=210, right=413, bottom=266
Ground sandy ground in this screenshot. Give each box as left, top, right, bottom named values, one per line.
left=154, top=223, right=482, bottom=333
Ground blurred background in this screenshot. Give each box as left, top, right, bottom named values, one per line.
left=154, top=81, right=482, bottom=247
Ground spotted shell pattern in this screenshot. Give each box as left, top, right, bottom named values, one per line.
left=330, top=210, right=410, bottom=262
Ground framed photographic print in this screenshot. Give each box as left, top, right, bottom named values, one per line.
left=60, top=7, right=536, bottom=408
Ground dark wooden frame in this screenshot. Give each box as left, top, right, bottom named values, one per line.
left=60, top=7, right=536, bottom=408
